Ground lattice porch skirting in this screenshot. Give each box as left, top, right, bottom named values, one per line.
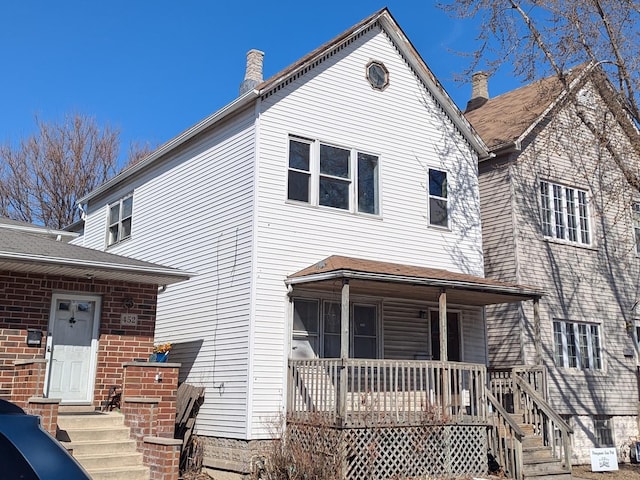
left=288, top=422, right=488, bottom=480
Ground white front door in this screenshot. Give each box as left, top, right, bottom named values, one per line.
left=45, top=294, right=101, bottom=403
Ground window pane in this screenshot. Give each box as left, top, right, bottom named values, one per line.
left=578, top=323, right=589, bottom=369
left=320, top=144, right=350, bottom=178
left=319, top=177, right=349, bottom=209
left=353, top=305, right=376, bottom=336
left=109, top=204, right=120, bottom=225
left=566, top=323, right=577, bottom=368
left=429, top=169, right=447, bottom=198
left=578, top=191, right=590, bottom=244
left=289, top=140, right=310, bottom=171
left=429, top=198, right=448, bottom=227
left=357, top=153, right=379, bottom=214
left=553, top=321, right=564, bottom=366
left=591, top=325, right=601, bottom=369
left=122, top=196, right=133, bottom=218
left=108, top=225, right=119, bottom=245
left=541, top=182, right=552, bottom=236
left=292, top=336, right=318, bottom=359
left=288, top=171, right=310, bottom=202
left=566, top=188, right=577, bottom=242
left=553, top=184, right=565, bottom=239
left=293, top=299, right=318, bottom=333
left=121, top=218, right=132, bottom=239
left=324, top=303, right=341, bottom=334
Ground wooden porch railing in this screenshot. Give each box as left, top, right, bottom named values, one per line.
left=486, top=390, right=525, bottom=480
left=488, top=366, right=572, bottom=477
left=288, top=359, right=487, bottom=427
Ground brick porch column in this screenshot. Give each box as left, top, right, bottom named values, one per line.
left=121, top=361, right=181, bottom=480
left=11, top=359, right=47, bottom=409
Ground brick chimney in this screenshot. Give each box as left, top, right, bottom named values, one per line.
left=465, top=71, right=489, bottom=112
left=239, top=49, right=265, bottom=95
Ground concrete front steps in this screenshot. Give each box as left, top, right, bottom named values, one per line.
left=57, top=411, right=149, bottom=480
left=512, top=415, right=572, bottom=480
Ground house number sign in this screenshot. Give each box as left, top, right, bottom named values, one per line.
left=120, top=313, right=138, bottom=326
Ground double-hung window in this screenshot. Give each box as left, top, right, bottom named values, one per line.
left=107, top=194, right=133, bottom=246
left=428, top=169, right=448, bottom=227
left=291, top=298, right=378, bottom=359
left=540, top=181, right=590, bottom=245
left=632, top=203, right=640, bottom=255
left=553, top=320, right=602, bottom=370
left=287, top=137, right=379, bottom=215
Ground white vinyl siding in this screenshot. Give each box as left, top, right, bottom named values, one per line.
left=252, top=25, right=483, bottom=438
left=81, top=107, right=257, bottom=439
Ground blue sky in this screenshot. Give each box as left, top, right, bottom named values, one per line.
left=0, top=1, right=520, bottom=166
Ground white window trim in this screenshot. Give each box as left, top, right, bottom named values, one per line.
left=553, top=319, right=602, bottom=370
left=291, top=296, right=381, bottom=359
left=540, top=180, right=591, bottom=246
left=428, top=168, right=449, bottom=229
left=106, top=193, right=133, bottom=247
left=287, top=136, right=381, bottom=216
left=632, top=202, right=640, bottom=256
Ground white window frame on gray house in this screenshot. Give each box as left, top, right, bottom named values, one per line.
left=593, top=415, right=615, bottom=447
left=291, top=297, right=380, bottom=359
left=553, top=319, right=602, bottom=370
left=107, top=193, right=133, bottom=247
left=428, top=168, right=448, bottom=228
left=632, top=202, right=640, bottom=255
left=540, top=180, right=590, bottom=245
left=287, top=137, right=380, bottom=215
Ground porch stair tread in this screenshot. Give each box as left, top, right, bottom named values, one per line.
left=56, top=412, right=149, bottom=480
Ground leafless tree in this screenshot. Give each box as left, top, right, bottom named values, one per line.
left=440, top=0, right=640, bottom=191
left=0, top=113, right=153, bottom=229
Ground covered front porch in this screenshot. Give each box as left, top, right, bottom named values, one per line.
left=284, top=256, right=550, bottom=479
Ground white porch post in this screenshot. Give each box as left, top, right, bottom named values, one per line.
left=341, top=279, right=350, bottom=359
left=439, top=289, right=447, bottom=362
left=338, top=279, right=349, bottom=421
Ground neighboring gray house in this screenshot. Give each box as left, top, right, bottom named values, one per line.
left=466, top=65, right=640, bottom=463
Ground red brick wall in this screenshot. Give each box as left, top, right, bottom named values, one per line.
left=0, top=270, right=159, bottom=406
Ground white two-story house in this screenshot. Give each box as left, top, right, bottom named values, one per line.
left=73, top=9, right=547, bottom=480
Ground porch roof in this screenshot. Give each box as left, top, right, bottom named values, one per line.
left=0, top=222, right=190, bottom=286
left=286, top=256, right=544, bottom=306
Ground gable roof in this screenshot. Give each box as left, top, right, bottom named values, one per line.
left=79, top=8, right=487, bottom=204
left=286, top=255, right=544, bottom=306
left=0, top=219, right=190, bottom=285
left=465, top=65, right=589, bottom=151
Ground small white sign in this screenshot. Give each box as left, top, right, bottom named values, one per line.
left=120, top=313, right=138, bottom=326
left=591, top=448, right=618, bottom=472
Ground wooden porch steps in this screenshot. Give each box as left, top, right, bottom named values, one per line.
left=507, top=413, right=572, bottom=480
left=56, top=411, right=149, bottom=480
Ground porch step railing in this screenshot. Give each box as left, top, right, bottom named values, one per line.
left=288, top=359, right=487, bottom=427
left=488, top=366, right=572, bottom=478
left=486, top=390, right=525, bottom=480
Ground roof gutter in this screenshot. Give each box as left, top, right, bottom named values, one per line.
left=79, top=90, right=260, bottom=204
left=0, top=251, right=192, bottom=283
left=285, top=269, right=544, bottom=298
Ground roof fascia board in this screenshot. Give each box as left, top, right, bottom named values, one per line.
left=79, top=91, right=259, bottom=204
left=515, top=65, right=592, bottom=147
left=376, top=14, right=489, bottom=159
left=0, top=251, right=191, bottom=282
left=285, top=269, right=544, bottom=298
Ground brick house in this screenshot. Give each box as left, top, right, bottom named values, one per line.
left=0, top=217, right=189, bottom=408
